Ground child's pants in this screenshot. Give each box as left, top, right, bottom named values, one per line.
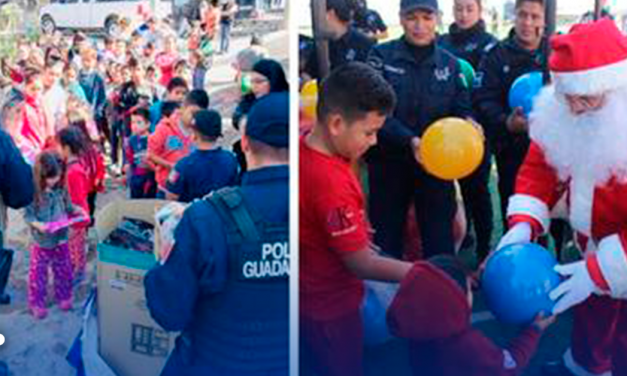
left=28, top=243, right=72, bottom=310
left=69, top=227, right=87, bottom=277
left=300, top=310, right=364, bottom=376
left=566, top=295, right=627, bottom=375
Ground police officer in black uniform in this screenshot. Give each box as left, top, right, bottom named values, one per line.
left=305, top=0, right=375, bottom=79
left=438, top=0, right=497, bottom=68
left=472, top=0, right=548, bottom=227
left=0, top=126, right=34, bottom=376
left=352, top=0, right=389, bottom=41
left=367, top=0, right=473, bottom=259
left=438, top=0, right=497, bottom=262
left=145, top=92, right=289, bottom=376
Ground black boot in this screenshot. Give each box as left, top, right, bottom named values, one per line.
left=542, top=360, right=576, bottom=376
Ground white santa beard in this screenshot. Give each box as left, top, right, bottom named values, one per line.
left=530, top=85, right=627, bottom=188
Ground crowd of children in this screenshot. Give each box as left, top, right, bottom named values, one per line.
left=0, top=6, right=286, bottom=322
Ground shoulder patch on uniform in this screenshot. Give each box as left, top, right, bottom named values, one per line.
left=502, top=350, right=518, bottom=370
left=434, top=66, right=451, bottom=82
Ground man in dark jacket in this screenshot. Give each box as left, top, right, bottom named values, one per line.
left=305, top=0, right=375, bottom=79
left=145, top=93, right=289, bottom=376
left=438, top=1, right=498, bottom=262
left=0, top=127, right=34, bottom=287
left=367, top=0, right=473, bottom=259
left=472, top=0, right=548, bottom=225
left=0, top=127, right=34, bottom=375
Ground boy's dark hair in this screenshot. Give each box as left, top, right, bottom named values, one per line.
left=184, top=89, right=210, bottom=109
left=132, top=107, right=151, bottom=122
left=515, top=0, right=544, bottom=8
left=167, top=77, right=188, bottom=93
left=327, top=0, right=352, bottom=23
left=317, top=62, right=396, bottom=125
left=57, top=126, right=89, bottom=156
left=428, top=255, right=471, bottom=295
left=128, top=57, right=140, bottom=70
left=33, top=151, right=66, bottom=206
left=174, top=59, right=188, bottom=71
left=162, top=101, right=181, bottom=118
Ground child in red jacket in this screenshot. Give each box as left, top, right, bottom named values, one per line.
left=57, top=127, right=91, bottom=282
left=387, top=255, right=555, bottom=376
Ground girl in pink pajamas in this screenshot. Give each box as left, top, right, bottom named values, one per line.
left=25, top=151, right=82, bottom=319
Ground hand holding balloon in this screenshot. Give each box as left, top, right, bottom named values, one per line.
left=506, top=107, right=529, bottom=134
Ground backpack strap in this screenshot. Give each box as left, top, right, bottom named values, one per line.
left=204, top=187, right=261, bottom=243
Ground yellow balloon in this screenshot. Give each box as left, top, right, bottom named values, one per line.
left=419, top=117, right=485, bottom=180
left=300, top=80, right=318, bottom=120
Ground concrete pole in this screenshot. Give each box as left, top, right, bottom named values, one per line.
left=311, top=0, right=330, bottom=79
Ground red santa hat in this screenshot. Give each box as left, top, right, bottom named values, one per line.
left=550, top=19, right=627, bottom=95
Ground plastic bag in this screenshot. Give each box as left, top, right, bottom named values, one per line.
left=155, top=202, right=188, bottom=263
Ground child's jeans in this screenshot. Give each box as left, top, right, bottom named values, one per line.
left=28, top=243, right=72, bottom=310
left=69, top=227, right=87, bottom=278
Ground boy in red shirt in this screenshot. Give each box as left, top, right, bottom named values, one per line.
left=147, top=101, right=193, bottom=198
left=300, top=62, right=413, bottom=376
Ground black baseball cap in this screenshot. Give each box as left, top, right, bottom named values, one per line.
left=400, top=0, right=438, bottom=15
left=192, top=109, right=222, bottom=138
left=245, top=92, right=288, bottom=148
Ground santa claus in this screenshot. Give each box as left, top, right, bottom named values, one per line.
left=496, top=19, right=627, bottom=376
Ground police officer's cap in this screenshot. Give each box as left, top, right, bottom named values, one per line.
left=245, top=92, right=288, bottom=148
left=400, top=0, right=438, bottom=15
left=192, top=109, right=223, bottom=138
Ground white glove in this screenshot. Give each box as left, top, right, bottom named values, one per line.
left=549, top=261, right=599, bottom=315
left=496, top=222, right=532, bottom=251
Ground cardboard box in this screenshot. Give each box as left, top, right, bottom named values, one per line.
left=96, top=199, right=175, bottom=376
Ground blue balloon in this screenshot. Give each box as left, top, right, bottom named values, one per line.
left=361, top=281, right=399, bottom=346
left=482, top=243, right=560, bottom=325
left=508, top=72, right=544, bottom=116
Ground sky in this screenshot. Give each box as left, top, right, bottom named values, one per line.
left=297, top=0, right=627, bottom=28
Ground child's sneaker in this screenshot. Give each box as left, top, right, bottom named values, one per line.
left=31, top=307, right=48, bottom=319
left=59, top=299, right=73, bottom=311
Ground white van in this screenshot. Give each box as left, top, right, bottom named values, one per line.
left=39, top=0, right=173, bottom=35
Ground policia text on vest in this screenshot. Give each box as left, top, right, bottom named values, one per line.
left=242, top=241, right=289, bottom=279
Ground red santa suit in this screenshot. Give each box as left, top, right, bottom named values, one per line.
left=504, top=20, right=627, bottom=376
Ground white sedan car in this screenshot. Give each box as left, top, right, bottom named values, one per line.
left=39, top=0, right=172, bottom=35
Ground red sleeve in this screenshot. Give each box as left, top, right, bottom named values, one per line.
left=148, top=124, right=165, bottom=156
left=313, top=187, right=370, bottom=256
left=503, top=327, right=542, bottom=375
left=442, top=328, right=541, bottom=376
left=588, top=232, right=627, bottom=296
left=96, top=152, right=105, bottom=191
left=507, top=142, right=563, bottom=234
left=515, top=142, right=562, bottom=206
left=67, top=167, right=90, bottom=213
